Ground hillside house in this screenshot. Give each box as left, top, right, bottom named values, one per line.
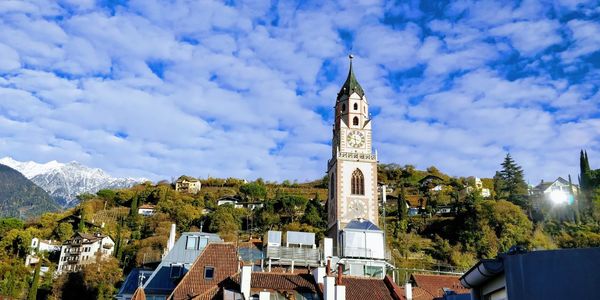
left=56, top=232, right=114, bottom=273
left=175, top=176, right=201, bottom=193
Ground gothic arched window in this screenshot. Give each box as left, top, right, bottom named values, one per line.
left=351, top=169, right=364, bottom=195
left=353, top=117, right=359, bottom=126
left=353, top=103, right=358, bottom=110
left=341, top=104, right=346, bottom=112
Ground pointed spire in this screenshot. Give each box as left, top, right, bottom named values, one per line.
left=338, top=54, right=365, bottom=99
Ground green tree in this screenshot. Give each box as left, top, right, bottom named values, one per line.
left=301, top=198, right=325, bottom=227
left=275, top=194, right=308, bottom=222
left=55, top=222, right=74, bottom=241
left=0, top=218, right=24, bottom=237
left=27, top=262, right=41, bottom=300
left=239, top=182, right=267, bottom=201
left=208, top=205, right=240, bottom=241
left=495, top=154, right=529, bottom=208
left=129, top=195, right=139, bottom=217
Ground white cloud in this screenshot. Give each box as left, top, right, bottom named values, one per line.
left=561, top=19, right=600, bottom=61
left=0, top=0, right=597, bottom=184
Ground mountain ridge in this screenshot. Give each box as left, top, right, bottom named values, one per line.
left=0, top=157, right=146, bottom=206
left=0, top=164, right=60, bottom=218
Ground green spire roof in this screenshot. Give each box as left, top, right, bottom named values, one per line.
left=338, top=55, right=364, bottom=99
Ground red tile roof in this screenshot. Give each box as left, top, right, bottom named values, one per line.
left=343, top=276, right=404, bottom=300
left=411, top=273, right=470, bottom=298
left=169, top=243, right=238, bottom=300
left=131, top=286, right=147, bottom=300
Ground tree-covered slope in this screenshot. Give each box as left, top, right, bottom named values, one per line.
left=0, top=164, right=60, bottom=218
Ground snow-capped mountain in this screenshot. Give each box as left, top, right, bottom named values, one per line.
left=0, top=157, right=145, bottom=206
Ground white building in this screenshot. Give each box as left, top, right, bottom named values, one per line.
left=25, top=238, right=61, bottom=272
left=175, top=176, right=201, bottom=193
left=57, top=232, right=115, bottom=273
left=475, top=177, right=492, bottom=198
left=138, top=204, right=156, bottom=216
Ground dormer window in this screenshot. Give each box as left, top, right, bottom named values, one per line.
left=170, top=264, right=183, bottom=279
left=341, top=104, right=346, bottom=112
left=186, top=236, right=197, bottom=250
left=204, top=266, right=215, bottom=280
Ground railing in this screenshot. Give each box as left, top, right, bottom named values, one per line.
left=266, top=246, right=320, bottom=263
left=329, top=151, right=377, bottom=169
left=338, top=152, right=377, bottom=161
left=342, top=247, right=390, bottom=260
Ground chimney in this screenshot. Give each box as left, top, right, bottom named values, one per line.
left=405, top=282, right=413, bottom=300
left=323, top=238, right=333, bottom=259
left=335, top=264, right=346, bottom=300
left=259, top=291, right=270, bottom=300
left=313, top=266, right=326, bottom=285
left=241, top=265, right=252, bottom=299
left=323, top=274, right=335, bottom=300
left=167, top=224, right=176, bottom=253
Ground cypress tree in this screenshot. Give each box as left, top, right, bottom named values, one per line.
left=579, top=150, right=594, bottom=217
left=397, top=184, right=407, bottom=222
left=78, top=209, right=86, bottom=233
left=27, top=262, right=41, bottom=300
left=130, top=195, right=139, bottom=217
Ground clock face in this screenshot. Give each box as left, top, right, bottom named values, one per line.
left=346, top=130, right=365, bottom=148
left=347, top=198, right=366, bottom=219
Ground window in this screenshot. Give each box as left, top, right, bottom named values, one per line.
left=353, top=103, right=358, bottom=110
left=351, top=169, right=364, bottom=195
left=341, top=104, right=345, bottom=112
left=186, top=236, right=197, bottom=250
left=204, top=266, right=215, bottom=280
left=364, top=266, right=384, bottom=278
left=198, top=237, right=209, bottom=249
left=353, top=117, right=359, bottom=126
left=170, top=264, right=183, bottom=279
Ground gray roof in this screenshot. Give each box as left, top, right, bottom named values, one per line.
left=344, top=219, right=382, bottom=231
left=142, top=232, right=222, bottom=295
left=117, top=268, right=153, bottom=297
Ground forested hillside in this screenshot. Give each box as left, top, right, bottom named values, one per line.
left=0, top=153, right=599, bottom=299
left=0, top=164, right=60, bottom=218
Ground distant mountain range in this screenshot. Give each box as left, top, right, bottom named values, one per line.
left=0, top=157, right=145, bottom=207
left=0, top=164, right=60, bottom=218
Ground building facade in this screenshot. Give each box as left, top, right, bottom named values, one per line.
left=327, top=56, right=379, bottom=235
left=56, top=232, right=114, bottom=273
left=175, top=176, right=201, bottom=193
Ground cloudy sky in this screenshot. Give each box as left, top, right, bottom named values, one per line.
left=0, top=0, right=599, bottom=183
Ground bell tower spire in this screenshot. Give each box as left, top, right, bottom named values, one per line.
left=327, top=55, right=378, bottom=237
left=338, top=54, right=364, bottom=99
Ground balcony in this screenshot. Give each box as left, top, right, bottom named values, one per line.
left=341, top=247, right=391, bottom=260
left=265, top=246, right=320, bottom=264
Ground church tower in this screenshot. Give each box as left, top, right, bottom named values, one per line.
left=327, top=55, right=378, bottom=234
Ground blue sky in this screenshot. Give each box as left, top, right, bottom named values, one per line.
left=0, top=0, right=598, bottom=183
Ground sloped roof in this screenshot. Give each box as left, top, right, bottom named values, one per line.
left=343, top=276, right=403, bottom=300
left=144, top=232, right=223, bottom=295
left=338, top=57, right=365, bottom=99
left=131, top=286, right=147, bottom=300
left=411, top=274, right=470, bottom=298
left=344, top=219, right=382, bottom=231
left=117, top=268, right=153, bottom=297
left=170, top=243, right=238, bottom=300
